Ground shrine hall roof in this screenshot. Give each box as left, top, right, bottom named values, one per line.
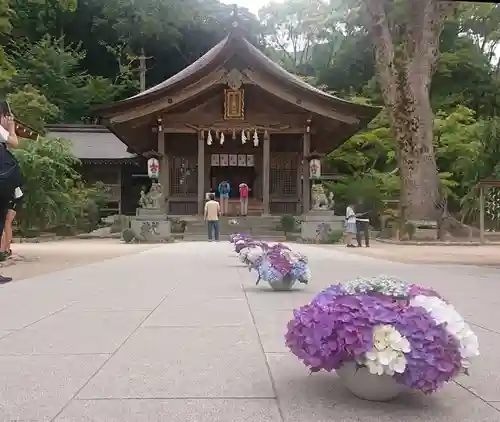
left=95, top=31, right=379, bottom=120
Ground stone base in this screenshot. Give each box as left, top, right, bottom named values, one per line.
left=301, top=211, right=344, bottom=242
left=130, top=208, right=171, bottom=242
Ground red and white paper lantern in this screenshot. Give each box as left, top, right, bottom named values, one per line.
left=148, top=157, right=160, bottom=179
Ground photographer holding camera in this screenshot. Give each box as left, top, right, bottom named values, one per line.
left=0, top=103, right=20, bottom=283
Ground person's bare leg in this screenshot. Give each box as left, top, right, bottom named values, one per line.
left=344, top=233, right=351, bottom=246
left=4, top=210, right=14, bottom=253
left=0, top=230, right=5, bottom=251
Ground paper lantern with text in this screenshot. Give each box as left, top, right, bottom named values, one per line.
left=309, top=159, right=321, bottom=179
left=148, top=158, right=160, bottom=179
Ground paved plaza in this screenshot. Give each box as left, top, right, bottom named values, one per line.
left=0, top=241, right=499, bottom=421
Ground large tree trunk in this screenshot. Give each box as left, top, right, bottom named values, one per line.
left=391, top=65, right=441, bottom=220
left=362, top=0, right=456, bottom=221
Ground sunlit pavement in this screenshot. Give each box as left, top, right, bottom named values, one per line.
left=0, top=241, right=499, bottom=421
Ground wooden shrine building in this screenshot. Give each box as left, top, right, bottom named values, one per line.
left=96, top=19, right=379, bottom=216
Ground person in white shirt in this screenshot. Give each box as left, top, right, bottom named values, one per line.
left=344, top=203, right=357, bottom=247
left=204, top=193, right=220, bottom=241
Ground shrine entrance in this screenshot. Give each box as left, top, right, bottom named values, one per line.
left=210, top=166, right=256, bottom=198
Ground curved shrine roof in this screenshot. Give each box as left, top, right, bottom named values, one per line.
left=96, top=31, right=379, bottom=123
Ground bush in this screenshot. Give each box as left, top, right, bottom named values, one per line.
left=73, top=182, right=109, bottom=232
left=170, top=218, right=187, bottom=233
left=404, top=222, right=417, bottom=240
left=13, top=137, right=107, bottom=234
left=122, top=228, right=136, bottom=243
left=280, top=214, right=296, bottom=233
left=326, top=230, right=344, bottom=244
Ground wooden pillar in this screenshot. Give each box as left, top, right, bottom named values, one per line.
left=158, top=128, right=168, bottom=212
left=117, top=165, right=123, bottom=214
left=296, top=152, right=302, bottom=215
left=302, top=130, right=311, bottom=214
left=479, top=184, right=485, bottom=244
left=197, top=130, right=205, bottom=215
left=262, top=131, right=270, bottom=215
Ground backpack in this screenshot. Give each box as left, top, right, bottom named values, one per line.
left=0, top=143, right=22, bottom=197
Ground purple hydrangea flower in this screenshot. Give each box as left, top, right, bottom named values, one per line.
left=255, top=248, right=310, bottom=285
left=285, top=282, right=463, bottom=394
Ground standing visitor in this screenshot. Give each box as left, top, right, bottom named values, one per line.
left=204, top=193, right=220, bottom=241
left=355, top=199, right=370, bottom=247
left=344, top=202, right=357, bottom=248
left=239, top=182, right=249, bottom=216
left=218, top=180, right=230, bottom=216
left=1, top=187, right=22, bottom=257
left=0, top=104, right=20, bottom=283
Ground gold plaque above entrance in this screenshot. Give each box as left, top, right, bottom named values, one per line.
left=224, top=88, right=244, bottom=120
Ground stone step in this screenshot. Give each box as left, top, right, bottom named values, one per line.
left=251, top=230, right=285, bottom=237
left=183, top=234, right=286, bottom=242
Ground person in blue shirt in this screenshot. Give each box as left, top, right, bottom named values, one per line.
left=218, top=180, right=230, bottom=216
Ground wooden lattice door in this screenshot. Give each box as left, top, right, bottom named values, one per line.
left=270, top=153, right=298, bottom=197
left=170, top=156, right=197, bottom=196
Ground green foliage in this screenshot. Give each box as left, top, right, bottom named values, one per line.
left=280, top=214, right=296, bottom=233
left=12, top=136, right=106, bottom=233
left=326, top=230, right=343, bottom=244
left=0, top=46, right=15, bottom=90
left=8, top=35, right=133, bottom=123
left=404, top=222, right=416, bottom=241
left=8, top=85, right=59, bottom=132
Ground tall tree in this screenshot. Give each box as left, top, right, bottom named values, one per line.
left=361, top=0, right=457, bottom=223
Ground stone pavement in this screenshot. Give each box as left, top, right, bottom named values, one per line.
left=0, top=242, right=499, bottom=421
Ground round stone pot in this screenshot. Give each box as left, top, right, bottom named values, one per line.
left=336, top=362, right=406, bottom=402
left=268, top=274, right=296, bottom=291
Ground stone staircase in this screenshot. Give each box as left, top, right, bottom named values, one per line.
left=183, top=216, right=287, bottom=241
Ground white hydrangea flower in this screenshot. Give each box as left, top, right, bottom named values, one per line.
left=410, top=295, right=480, bottom=368
left=239, top=247, right=250, bottom=262
left=361, top=325, right=411, bottom=376
left=246, top=246, right=264, bottom=263
left=343, top=275, right=409, bottom=298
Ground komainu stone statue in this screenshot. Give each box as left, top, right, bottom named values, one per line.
left=311, top=184, right=333, bottom=210
left=138, top=182, right=163, bottom=209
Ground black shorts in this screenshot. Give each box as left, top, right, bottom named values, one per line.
left=8, top=197, right=21, bottom=211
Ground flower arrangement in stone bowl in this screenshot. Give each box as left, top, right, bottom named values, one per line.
left=256, top=247, right=311, bottom=291
left=285, top=276, right=479, bottom=401
left=230, top=234, right=253, bottom=253
left=229, top=233, right=249, bottom=244
left=239, top=241, right=267, bottom=269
